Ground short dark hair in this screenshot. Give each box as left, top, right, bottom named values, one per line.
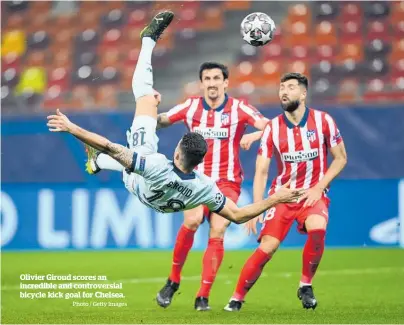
left=180, top=132, right=208, bottom=169
left=281, top=72, right=309, bottom=89
left=199, top=62, right=229, bottom=81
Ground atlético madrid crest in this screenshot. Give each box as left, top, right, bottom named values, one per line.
left=306, top=130, right=317, bottom=142
left=221, top=113, right=230, bottom=125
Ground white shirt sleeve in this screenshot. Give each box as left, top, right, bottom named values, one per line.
left=202, top=183, right=226, bottom=213
left=127, top=152, right=168, bottom=182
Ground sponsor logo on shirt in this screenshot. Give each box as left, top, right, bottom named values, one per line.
left=282, top=149, right=319, bottom=163
left=193, top=127, right=229, bottom=139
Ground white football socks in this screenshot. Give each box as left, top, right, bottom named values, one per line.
left=96, top=153, right=124, bottom=172
left=132, top=37, right=156, bottom=100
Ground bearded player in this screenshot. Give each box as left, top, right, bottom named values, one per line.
left=224, top=73, right=347, bottom=311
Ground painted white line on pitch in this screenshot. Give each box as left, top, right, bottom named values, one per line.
left=2, top=267, right=404, bottom=291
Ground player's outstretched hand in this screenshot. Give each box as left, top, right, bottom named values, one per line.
left=301, top=186, right=323, bottom=207
left=273, top=180, right=305, bottom=203
left=240, top=133, right=256, bottom=150
left=244, top=213, right=264, bottom=235
left=47, top=109, right=74, bottom=133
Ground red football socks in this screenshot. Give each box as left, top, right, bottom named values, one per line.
left=169, top=225, right=196, bottom=283
left=300, top=229, right=326, bottom=285
left=196, top=238, right=224, bottom=298
left=232, top=248, right=272, bottom=301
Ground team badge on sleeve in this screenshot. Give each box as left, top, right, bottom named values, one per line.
left=215, top=192, right=224, bottom=204
left=139, top=156, right=146, bottom=172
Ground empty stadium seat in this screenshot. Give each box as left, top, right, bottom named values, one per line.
left=364, top=2, right=390, bottom=19
left=15, top=67, right=47, bottom=95
left=2, top=68, right=19, bottom=89
left=314, top=2, right=339, bottom=21
left=4, top=0, right=404, bottom=110
left=2, top=30, right=26, bottom=56
left=102, top=9, right=125, bottom=29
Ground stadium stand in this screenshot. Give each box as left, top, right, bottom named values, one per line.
left=1, top=1, right=404, bottom=114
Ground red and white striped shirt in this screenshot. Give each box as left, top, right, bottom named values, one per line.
left=258, top=108, right=343, bottom=195
left=167, top=95, right=265, bottom=185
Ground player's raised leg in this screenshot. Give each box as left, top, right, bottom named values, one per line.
left=297, top=212, right=327, bottom=310
left=133, top=11, right=174, bottom=118
left=85, top=145, right=124, bottom=174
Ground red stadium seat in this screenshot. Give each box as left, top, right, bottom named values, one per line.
left=284, top=60, right=309, bottom=76
left=127, top=9, right=148, bottom=27
left=105, top=0, right=125, bottom=11
left=391, top=1, right=404, bottom=21
left=5, top=13, right=25, bottom=29
left=176, top=8, right=198, bottom=29
left=261, top=60, right=281, bottom=83
left=337, top=43, right=363, bottom=63
left=48, top=67, right=69, bottom=91
left=71, top=85, right=95, bottom=109
left=287, top=3, right=311, bottom=24
left=198, top=6, right=223, bottom=30
left=390, top=58, right=404, bottom=77
left=223, top=1, right=251, bottom=11
left=100, top=29, right=122, bottom=48
left=285, top=21, right=312, bottom=46
left=314, top=45, right=337, bottom=63
left=42, top=86, right=67, bottom=111
left=95, top=85, right=118, bottom=109
left=290, top=46, right=310, bottom=60
left=29, top=1, right=52, bottom=13
left=367, top=20, right=391, bottom=41
left=390, top=39, right=404, bottom=61
left=2, top=52, right=20, bottom=70
left=340, top=3, right=362, bottom=22
left=392, top=19, right=404, bottom=39
left=25, top=51, right=47, bottom=68
left=261, top=43, right=284, bottom=60
left=340, top=20, right=362, bottom=42
left=337, top=79, right=360, bottom=104
left=363, top=78, right=393, bottom=103
left=315, top=21, right=337, bottom=46
left=120, top=66, right=134, bottom=91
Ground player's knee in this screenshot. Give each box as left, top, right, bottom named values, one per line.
left=183, top=214, right=203, bottom=231
left=305, top=214, right=327, bottom=232
left=209, top=225, right=227, bottom=239
left=132, top=76, right=154, bottom=100
left=259, top=235, right=281, bottom=255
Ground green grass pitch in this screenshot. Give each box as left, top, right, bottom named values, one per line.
left=2, top=248, right=404, bottom=324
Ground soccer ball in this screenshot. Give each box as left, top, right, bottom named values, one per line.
left=240, top=12, right=276, bottom=47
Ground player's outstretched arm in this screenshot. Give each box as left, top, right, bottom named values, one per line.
left=47, top=109, right=134, bottom=169
left=156, top=113, right=173, bottom=130
left=240, top=131, right=264, bottom=150
left=218, top=181, right=304, bottom=224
